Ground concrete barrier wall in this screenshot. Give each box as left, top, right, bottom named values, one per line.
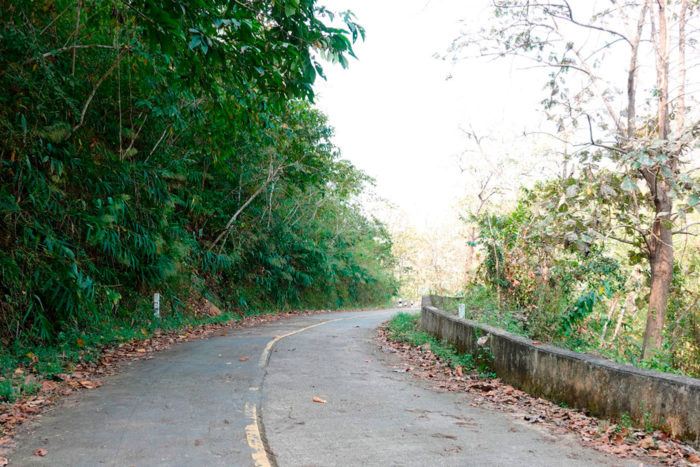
left=421, top=295, right=700, bottom=446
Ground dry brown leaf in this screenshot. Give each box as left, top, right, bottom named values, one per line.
left=0, top=457, right=7, bottom=466
left=33, top=448, right=48, bottom=456
left=41, top=380, right=58, bottom=392
left=312, top=396, right=327, bottom=404
left=78, top=381, right=99, bottom=389
left=456, top=366, right=463, bottom=377
left=136, top=348, right=146, bottom=353
left=688, top=454, right=700, bottom=465
left=647, top=449, right=667, bottom=457
left=638, top=436, right=655, bottom=449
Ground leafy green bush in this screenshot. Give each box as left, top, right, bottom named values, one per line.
left=462, top=178, right=700, bottom=378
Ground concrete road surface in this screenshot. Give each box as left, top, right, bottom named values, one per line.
left=11, top=309, right=640, bottom=466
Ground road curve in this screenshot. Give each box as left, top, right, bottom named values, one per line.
left=11, top=309, right=638, bottom=466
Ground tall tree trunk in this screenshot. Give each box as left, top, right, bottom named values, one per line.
left=641, top=0, right=673, bottom=360
left=642, top=196, right=673, bottom=358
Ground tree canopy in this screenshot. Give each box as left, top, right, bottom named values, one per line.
left=0, top=0, right=395, bottom=346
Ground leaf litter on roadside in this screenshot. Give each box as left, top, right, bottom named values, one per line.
left=377, top=323, right=700, bottom=466
left=0, top=307, right=379, bottom=446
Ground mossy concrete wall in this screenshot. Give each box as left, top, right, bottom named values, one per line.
left=421, top=295, right=700, bottom=446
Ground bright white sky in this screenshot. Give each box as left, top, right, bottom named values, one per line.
left=314, top=0, right=554, bottom=228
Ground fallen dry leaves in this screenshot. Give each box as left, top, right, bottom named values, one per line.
left=33, top=448, right=47, bottom=456
left=0, top=306, right=383, bottom=449
left=377, top=324, right=700, bottom=466
left=312, top=396, right=327, bottom=404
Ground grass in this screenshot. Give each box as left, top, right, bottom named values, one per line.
left=0, top=377, right=41, bottom=403
left=386, top=313, right=495, bottom=378
left=0, top=308, right=238, bottom=402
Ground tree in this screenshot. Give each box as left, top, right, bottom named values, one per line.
left=453, top=0, right=700, bottom=358
left=0, top=0, right=397, bottom=347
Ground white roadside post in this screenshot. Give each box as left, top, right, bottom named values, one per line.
left=458, top=303, right=465, bottom=319
left=154, top=293, right=161, bottom=319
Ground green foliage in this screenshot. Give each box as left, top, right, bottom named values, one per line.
left=462, top=0, right=700, bottom=363
left=472, top=187, right=624, bottom=341
left=0, top=375, right=41, bottom=403
left=0, top=308, right=238, bottom=401
left=461, top=176, right=700, bottom=378
left=386, top=313, right=495, bottom=378
left=0, top=0, right=396, bottom=382
left=441, top=289, right=527, bottom=336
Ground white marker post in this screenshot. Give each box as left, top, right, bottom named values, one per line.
left=458, top=303, right=465, bottom=319
left=154, top=293, right=161, bottom=319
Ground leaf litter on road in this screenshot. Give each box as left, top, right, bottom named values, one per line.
left=377, top=323, right=700, bottom=466
left=0, top=307, right=381, bottom=448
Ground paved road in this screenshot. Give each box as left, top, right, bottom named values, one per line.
left=11, top=309, right=637, bottom=466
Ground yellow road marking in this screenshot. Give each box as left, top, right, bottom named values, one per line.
left=258, top=318, right=347, bottom=367
left=244, top=402, right=271, bottom=467
left=246, top=317, right=350, bottom=466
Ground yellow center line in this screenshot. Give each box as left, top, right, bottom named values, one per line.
left=257, top=317, right=347, bottom=367
left=244, top=402, right=271, bottom=467
left=246, top=317, right=351, bottom=466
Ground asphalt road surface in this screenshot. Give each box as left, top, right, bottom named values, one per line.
left=11, top=309, right=638, bottom=466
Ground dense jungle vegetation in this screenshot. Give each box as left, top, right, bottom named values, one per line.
left=0, top=0, right=396, bottom=390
